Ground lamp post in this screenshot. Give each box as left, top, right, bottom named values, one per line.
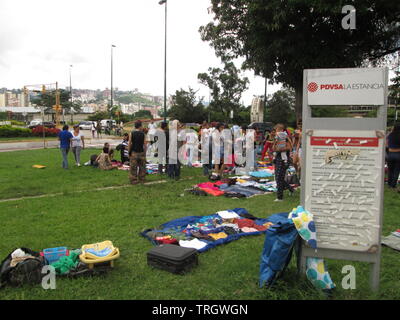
left=69, top=65, right=73, bottom=124
left=111, top=44, right=116, bottom=118
left=159, top=0, right=167, bottom=122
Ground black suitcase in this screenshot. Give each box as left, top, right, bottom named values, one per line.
left=147, top=244, right=198, bottom=274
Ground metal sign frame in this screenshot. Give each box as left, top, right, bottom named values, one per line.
left=299, top=67, right=388, bottom=291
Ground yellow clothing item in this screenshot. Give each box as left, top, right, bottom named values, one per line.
left=208, top=232, right=228, bottom=240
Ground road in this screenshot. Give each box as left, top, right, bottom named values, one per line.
left=0, top=130, right=123, bottom=152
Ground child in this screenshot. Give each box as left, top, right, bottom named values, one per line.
left=273, top=124, right=289, bottom=163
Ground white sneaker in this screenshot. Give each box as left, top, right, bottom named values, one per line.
left=77, top=163, right=81, bottom=167
left=274, top=199, right=283, bottom=202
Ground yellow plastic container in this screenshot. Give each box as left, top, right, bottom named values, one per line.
left=79, top=241, right=120, bottom=269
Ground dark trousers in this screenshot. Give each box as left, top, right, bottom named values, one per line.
left=275, top=157, right=293, bottom=200
left=387, top=151, right=400, bottom=188
left=167, top=163, right=181, bottom=180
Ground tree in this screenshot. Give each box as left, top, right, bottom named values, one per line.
left=198, top=62, right=249, bottom=123
left=87, top=111, right=109, bottom=122
left=167, top=88, right=207, bottom=123
left=201, top=0, right=400, bottom=120
left=265, top=89, right=296, bottom=126
left=31, top=89, right=81, bottom=114
left=133, top=110, right=153, bottom=119
left=389, top=70, right=400, bottom=126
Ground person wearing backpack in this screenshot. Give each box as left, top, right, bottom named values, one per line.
left=128, top=120, right=147, bottom=184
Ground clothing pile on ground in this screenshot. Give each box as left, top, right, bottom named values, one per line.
left=382, top=229, right=400, bottom=252
left=0, top=241, right=119, bottom=288
left=141, top=208, right=275, bottom=253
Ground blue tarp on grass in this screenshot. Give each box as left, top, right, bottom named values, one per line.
left=141, top=208, right=290, bottom=253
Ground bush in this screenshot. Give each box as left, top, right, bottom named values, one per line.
left=31, top=126, right=61, bottom=137
left=10, top=120, right=26, bottom=126
left=0, top=125, right=32, bottom=137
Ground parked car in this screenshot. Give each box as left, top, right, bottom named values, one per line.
left=79, top=121, right=94, bottom=130
left=100, top=119, right=116, bottom=129
left=28, top=120, right=56, bottom=129
left=248, top=122, right=274, bottom=133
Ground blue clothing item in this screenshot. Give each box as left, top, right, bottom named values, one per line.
left=58, top=130, right=73, bottom=149
left=259, top=214, right=298, bottom=288
left=250, top=171, right=273, bottom=178
left=60, top=147, right=70, bottom=169
left=388, top=132, right=400, bottom=149
left=223, top=185, right=265, bottom=197
left=387, top=151, right=400, bottom=188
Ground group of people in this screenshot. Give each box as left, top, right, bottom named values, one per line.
left=58, top=125, right=85, bottom=169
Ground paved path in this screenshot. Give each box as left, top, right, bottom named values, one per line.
left=0, top=130, right=122, bottom=152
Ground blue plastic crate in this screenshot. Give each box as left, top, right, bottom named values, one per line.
left=43, top=247, right=68, bottom=264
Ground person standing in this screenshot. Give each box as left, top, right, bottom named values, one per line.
left=128, top=120, right=147, bottom=184
left=167, top=120, right=182, bottom=180
left=96, top=121, right=102, bottom=139
left=158, top=121, right=169, bottom=174
left=71, top=125, right=85, bottom=166
left=273, top=123, right=294, bottom=202
left=387, top=124, right=400, bottom=189
left=91, top=122, right=96, bottom=138
left=58, top=125, right=73, bottom=169
left=213, top=123, right=226, bottom=178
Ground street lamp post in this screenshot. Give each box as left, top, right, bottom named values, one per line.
left=70, top=65, right=73, bottom=124
left=111, top=44, right=116, bottom=118
left=159, top=0, right=167, bottom=122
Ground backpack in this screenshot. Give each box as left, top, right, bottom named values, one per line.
left=0, top=248, right=46, bottom=288
left=259, top=214, right=298, bottom=288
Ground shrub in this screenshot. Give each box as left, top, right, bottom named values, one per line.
left=31, top=126, right=61, bottom=137
left=0, top=125, right=32, bottom=137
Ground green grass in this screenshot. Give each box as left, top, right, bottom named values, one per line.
left=0, top=149, right=399, bottom=300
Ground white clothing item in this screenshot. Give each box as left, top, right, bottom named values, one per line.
left=11, top=248, right=27, bottom=259
left=280, top=152, right=288, bottom=161
left=217, top=210, right=240, bottom=220
left=186, top=132, right=198, bottom=145
left=71, top=132, right=84, bottom=147
left=179, top=239, right=207, bottom=250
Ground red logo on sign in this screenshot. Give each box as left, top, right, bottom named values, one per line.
left=308, top=82, right=318, bottom=92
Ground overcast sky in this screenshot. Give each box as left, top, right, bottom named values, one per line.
left=0, top=0, right=281, bottom=105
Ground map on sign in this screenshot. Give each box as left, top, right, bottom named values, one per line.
left=304, top=129, right=384, bottom=252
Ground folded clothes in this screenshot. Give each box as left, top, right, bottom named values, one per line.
left=234, top=218, right=267, bottom=231
left=217, top=210, right=240, bottom=219
left=241, top=227, right=259, bottom=233
left=179, top=238, right=208, bottom=250
left=208, top=232, right=228, bottom=240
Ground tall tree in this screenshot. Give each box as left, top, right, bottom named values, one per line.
left=265, top=88, right=296, bottom=126
left=31, top=89, right=81, bottom=114
left=198, top=62, right=249, bottom=123
left=168, top=88, right=207, bottom=123
left=200, top=0, right=400, bottom=120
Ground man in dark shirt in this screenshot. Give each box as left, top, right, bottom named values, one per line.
left=128, top=120, right=147, bottom=184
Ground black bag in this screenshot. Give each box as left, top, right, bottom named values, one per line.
left=147, top=244, right=198, bottom=274
left=285, top=173, right=300, bottom=185
left=0, top=248, right=46, bottom=288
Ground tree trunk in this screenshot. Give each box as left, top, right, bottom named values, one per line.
left=294, top=83, right=303, bottom=124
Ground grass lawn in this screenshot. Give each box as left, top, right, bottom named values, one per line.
left=0, top=148, right=399, bottom=300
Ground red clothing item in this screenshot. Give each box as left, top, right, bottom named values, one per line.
left=234, top=218, right=267, bottom=231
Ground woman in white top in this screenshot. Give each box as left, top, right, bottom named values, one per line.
left=71, top=124, right=85, bottom=166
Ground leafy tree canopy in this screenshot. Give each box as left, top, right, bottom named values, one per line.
left=201, top=0, right=400, bottom=119
left=198, top=62, right=249, bottom=122
left=167, top=88, right=207, bottom=123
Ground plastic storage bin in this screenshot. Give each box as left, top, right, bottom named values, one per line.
left=43, top=247, right=68, bottom=264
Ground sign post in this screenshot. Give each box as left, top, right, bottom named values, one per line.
left=299, top=67, right=388, bottom=291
